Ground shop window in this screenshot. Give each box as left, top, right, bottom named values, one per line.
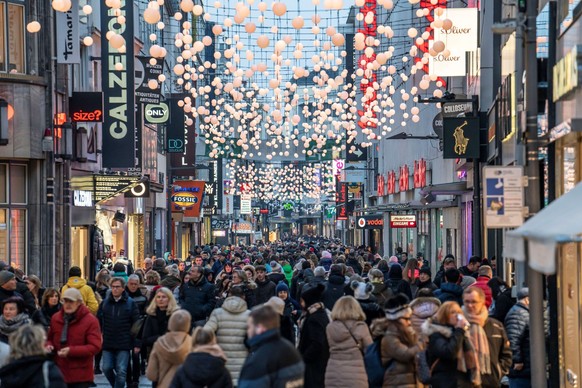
left=0, top=2, right=25, bottom=74
left=0, top=164, right=6, bottom=203
left=9, top=208, right=25, bottom=269
left=9, top=164, right=26, bottom=204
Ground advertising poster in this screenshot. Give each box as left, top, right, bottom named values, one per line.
left=483, top=167, right=524, bottom=228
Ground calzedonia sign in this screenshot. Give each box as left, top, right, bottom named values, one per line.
left=390, top=215, right=417, bottom=228
left=101, top=0, right=135, bottom=168
left=356, top=215, right=384, bottom=229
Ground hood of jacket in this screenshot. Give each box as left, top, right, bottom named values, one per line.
left=421, top=319, right=455, bottom=338
left=440, top=282, right=463, bottom=296
left=282, top=263, right=293, bottom=277
left=156, top=332, right=192, bottom=364
left=66, top=276, right=87, bottom=289
left=0, top=356, right=48, bottom=385
left=410, top=297, right=441, bottom=319
left=327, top=273, right=345, bottom=285
left=222, top=296, right=248, bottom=314
left=180, top=350, right=227, bottom=384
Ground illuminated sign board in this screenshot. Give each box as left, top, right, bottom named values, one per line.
left=69, top=92, right=103, bottom=123
left=390, top=215, right=417, bottom=228
left=356, top=215, right=384, bottom=229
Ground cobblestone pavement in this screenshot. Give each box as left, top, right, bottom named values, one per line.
left=94, top=374, right=153, bottom=387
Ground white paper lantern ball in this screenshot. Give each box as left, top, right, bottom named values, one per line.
left=26, top=21, right=41, bottom=33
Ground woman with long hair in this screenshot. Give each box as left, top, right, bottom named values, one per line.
left=24, top=275, right=44, bottom=309
left=31, top=287, right=61, bottom=330
left=325, top=296, right=372, bottom=388
left=422, top=301, right=479, bottom=388
left=95, top=268, right=111, bottom=301
left=141, top=287, right=179, bottom=352
left=0, top=297, right=30, bottom=343
left=231, top=269, right=256, bottom=308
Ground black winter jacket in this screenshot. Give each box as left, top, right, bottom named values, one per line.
left=141, top=307, right=171, bottom=349
left=435, top=283, right=464, bottom=306
left=504, top=303, right=530, bottom=378
left=32, top=304, right=61, bottom=330
left=170, top=351, right=233, bottom=388
left=357, top=299, right=384, bottom=326
left=298, top=306, right=330, bottom=388
left=0, top=355, right=66, bottom=388
left=490, top=288, right=516, bottom=322
left=179, top=277, right=216, bottom=322
left=386, top=278, right=413, bottom=300
left=239, top=329, right=305, bottom=388
left=254, top=278, right=276, bottom=305
left=126, top=287, right=148, bottom=315
left=321, top=274, right=345, bottom=310
left=0, top=287, right=35, bottom=316
left=97, top=291, right=140, bottom=350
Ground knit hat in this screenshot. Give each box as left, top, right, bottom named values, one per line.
left=300, top=283, right=325, bottom=306
left=329, top=264, right=344, bottom=277
left=265, top=296, right=285, bottom=316
left=368, top=269, right=384, bottom=283
left=517, top=287, right=529, bottom=300
left=0, top=271, right=14, bottom=286
left=168, top=310, right=192, bottom=333
left=270, top=261, right=282, bottom=273
left=419, top=267, right=432, bottom=277
left=314, top=266, right=326, bottom=278
left=321, top=250, right=332, bottom=259
left=460, top=275, right=476, bottom=289
left=62, top=288, right=83, bottom=302
left=276, top=281, right=289, bottom=294
left=351, top=280, right=373, bottom=300
left=385, top=294, right=412, bottom=320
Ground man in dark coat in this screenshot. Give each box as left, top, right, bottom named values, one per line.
left=433, top=255, right=456, bottom=288
left=298, top=283, right=329, bottom=388
left=0, top=270, right=36, bottom=315
left=125, top=274, right=147, bottom=387
left=239, top=304, right=305, bottom=388
left=459, top=256, right=481, bottom=279
left=415, top=267, right=438, bottom=297
left=504, top=288, right=531, bottom=387
left=322, top=264, right=346, bottom=310
left=254, top=265, right=276, bottom=305
left=434, top=268, right=464, bottom=306
left=179, top=265, right=216, bottom=325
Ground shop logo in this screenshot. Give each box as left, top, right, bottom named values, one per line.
left=358, top=218, right=366, bottom=228
left=145, top=103, right=169, bottom=124
left=171, top=192, right=199, bottom=207
left=453, top=121, right=469, bottom=155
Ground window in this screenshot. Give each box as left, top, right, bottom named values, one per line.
left=0, top=1, right=25, bottom=73
left=0, top=162, right=27, bottom=270
left=10, top=164, right=26, bottom=204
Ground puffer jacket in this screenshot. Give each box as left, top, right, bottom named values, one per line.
left=371, top=318, right=421, bottom=388
left=435, top=282, right=464, bottom=306
left=61, top=277, right=99, bottom=314
left=409, top=296, right=441, bottom=338
left=504, top=302, right=530, bottom=378
left=325, top=319, right=372, bottom=388
left=471, top=276, right=493, bottom=308
left=322, top=274, right=346, bottom=310
left=179, top=277, right=216, bottom=322
left=146, top=331, right=192, bottom=388
left=204, top=296, right=250, bottom=385
left=97, top=291, right=139, bottom=350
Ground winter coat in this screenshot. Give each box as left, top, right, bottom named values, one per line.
left=504, top=302, right=530, bottom=378
left=170, top=345, right=233, bottom=388
left=319, top=257, right=333, bottom=271
left=254, top=278, right=276, bottom=305
left=0, top=313, right=30, bottom=343
left=179, top=277, right=216, bottom=323
left=0, top=288, right=34, bottom=317
left=471, top=276, right=493, bottom=308
left=204, top=296, right=250, bottom=385
left=481, top=317, right=513, bottom=388
left=32, top=304, right=62, bottom=330
left=490, top=288, right=515, bottom=322
left=357, top=299, right=385, bottom=326
left=291, top=269, right=314, bottom=302
left=241, top=281, right=257, bottom=308
left=298, top=305, right=330, bottom=388
left=97, top=291, right=140, bottom=350
left=386, top=277, right=413, bottom=300
left=126, top=287, right=148, bottom=315
left=325, top=319, right=372, bottom=388
left=141, top=307, right=172, bottom=349
left=238, top=329, right=305, bottom=388
left=61, top=277, right=99, bottom=314
left=268, top=272, right=287, bottom=286
left=146, top=331, right=192, bottom=388
left=0, top=356, right=66, bottom=388
left=282, top=263, right=294, bottom=285
left=409, top=296, right=441, bottom=338
left=14, top=281, right=37, bottom=316
left=415, top=280, right=438, bottom=296
left=371, top=282, right=393, bottom=308
left=372, top=318, right=421, bottom=388
left=435, top=283, right=464, bottom=306
left=346, top=258, right=363, bottom=275
left=322, top=274, right=346, bottom=310
left=47, top=304, right=102, bottom=384
left=422, top=320, right=474, bottom=388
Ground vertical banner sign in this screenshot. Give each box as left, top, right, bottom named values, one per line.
left=335, top=179, right=348, bottom=220
left=167, top=97, right=185, bottom=153
left=135, top=56, right=163, bottom=104
left=101, top=0, right=135, bottom=168
left=56, top=4, right=80, bottom=63
left=130, top=104, right=143, bottom=176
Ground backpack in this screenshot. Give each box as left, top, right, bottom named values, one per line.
left=364, top=337, right=392, bottom=387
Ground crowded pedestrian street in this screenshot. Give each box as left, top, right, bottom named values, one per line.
left=0, top=0, right=579, bottom=386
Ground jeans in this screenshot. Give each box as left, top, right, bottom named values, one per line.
left=126, top=349, right=141, bottom=384
left=508, top=377, right=531, bottom=388
left=102, top=350, right=130, bottom=388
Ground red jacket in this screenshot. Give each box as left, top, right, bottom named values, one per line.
left=471, top=276, right=493, bottom=308
left=47, top=304, right=102, bottom=383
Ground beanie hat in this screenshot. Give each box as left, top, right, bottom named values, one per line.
left=517, top=287, right=529, bottom=300
left=419, top=267, right=432, bottom=277
left=68, top=266, right=82, bottom=278
left=321, top=250, right=332, bottom=259
left=270, top=261, right=282, bottom=273
left=153, top=258, right=166, bottom=270
left=0, top=271, right=14, bottom=286
left=314, top=266, right=326, bottom=278
left=368, top=269, right=384, bottom=283
left=168, top=310, right=192, bottom=333
left=351, top=280, right=373, bottom=300
left=300, top=283, right=325, bottom=307
left=329, top=264, right=344, bottom=277
left=265, top=296, right=285, bottom=316
left=460, top=275, right=476, bottom=289
left=385, top=294, right=412, bottom=321
left=276, top=281, right=289, bottom=294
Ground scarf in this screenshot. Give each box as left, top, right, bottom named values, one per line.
left=298, top=302, right=326, bottom=330
left=61, top=312, right=76, bottom=345
left=462, top=306, right=491, bottom=375
left=0, top=313, right=30, bottom=336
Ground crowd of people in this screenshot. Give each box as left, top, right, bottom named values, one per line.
left=0, top=238, right=533, bottom=388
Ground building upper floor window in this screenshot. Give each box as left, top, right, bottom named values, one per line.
left=0, top=1, right=25, bottom=74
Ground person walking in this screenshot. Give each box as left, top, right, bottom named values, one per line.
left=254, top=265, right=276, bottom=305
left=368, top=269, right=392, bottom=308
left=24, top=275, right=44, bottom=309
left=47, top=288, right=102, bottom=388
left=204, top=286, right=250, bottom=386
left=61, top=267, right=99, bottom=315
left=470, top=265, right=494, bottom=309
left=415, top=267, right=438, bottom=297
left=146, top=310, right=192, bottom=388
left=462, top=287, right=512, bottom=388
left=0, top=325, right=66, bottom=388
left=32, top=287, right=62, bottom=330
left=0, top=297, right=30, bottom=343
left=324, top=296, right=372, bottom=388
left=125, top=274, right=148, bottom=387
left=238, top=304, right=305, bottom=388
left=410, top=288, right=441, bottom=340
left=97, top=277, right=140, bottom=388
left=504, top=288, right=531, bottom=388
left=141, top=287, right=179, bottom=352
left=385, top=264, right=413, bottom=300
left=298, top=283, right=329, bottom=388
left=178, top=265, right=216, bottom=326
left=322, top=264, right=346, bottom=310
left=170, top=327, right=233, bottom=388
left=0, top=271, right=36, bottom=316
left=434, top=268, right=464, bottom=306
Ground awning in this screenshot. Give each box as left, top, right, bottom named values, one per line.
left=422, top=182, right=469, bottom=195
left=504, top=182, right=582, bottom=274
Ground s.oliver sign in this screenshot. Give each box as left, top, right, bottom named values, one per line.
left=356, top=215, right=384, bottom=229
left=390, top=214, right=417, bottom=228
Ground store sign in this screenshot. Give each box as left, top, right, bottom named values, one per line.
left=483, top=166, right=524, bottom=228
left=144, top=102, right=169, bottom=124
left=399, top=165, right=410, bottom=191
left=333, top=159, right=345, bottom=176
left=212, top=230, right=227, bottom=237
left=356, top=215, right=384, bottom=229
left=69, top=92, right=103, bottom=122
left=94, top=176, right=141, bottom=203
left=346, top=142, right=368, bottom=162
left=335, top=180, right=348, bottom=220
left=429, top=44, right=466, bottom=77
left=377, top=174, right=385, bottom=196
left=442, top=101, right=474, bottom=117
left=413, top=159, right=427, bottom=189
left=390, top=214, right=417, bottom=228
left=233, top=222, right=253, bottom=234
left=135, top=56, right=163, bottom=104
left=240, top=195, right=252, bottom=215
left=101, top=0, right=135, bottom=168
left=387, top=171, right=396, bottom=194
left=553, top=45, right=582, bottom=102
left=56, top=5, right=80, bottom=63
left=211, top=218, right=230, bottom=229
left=433, top=8, right=479, bottom=52
left=171, top=180, right=205, bottom=218
left=443, top=117, right=480, bottom=159
left=73, top=190, right=93, bottom=207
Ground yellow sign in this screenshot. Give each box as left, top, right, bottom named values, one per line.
left=553, top=45, right=580, bottom=102
left=453, top=121, right=469, bottom=155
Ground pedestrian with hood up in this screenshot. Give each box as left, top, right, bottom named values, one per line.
left=435, top=268, right=464, bottom=306
left=298, top=283, right=330, bottom=388
left=322, top=264, right=346, bottom=310
left=325, top=296, right=372, bottom=388
left=146, top=310, right=192, bottom=388
left=61, top=267, right=99, bottom=315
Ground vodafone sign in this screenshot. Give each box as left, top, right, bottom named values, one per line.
left=390, top=215, right=417, bottom=228
left=356, top=215, right=384, bottom=229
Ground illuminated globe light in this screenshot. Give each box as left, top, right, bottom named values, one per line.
left=149, top=33, right=157, bottom=41
left=192, top=4, right=204, bottom=15
left=435, top=7, right=445, bottom=16
left=52, top=0, right=72, bottom=12
left=433, top=89, right=443, bottom=98
left=26, top=21, right=41, bottom=33
left=109, top=34, right=125, bottom=49
left=442, top=19, right=453, bottom=30
left=82, top=4, right=93, bottom=14
left=272, top=2, right=286, bottom=16
left=180, top=0, right=194, bottom=12
left=148, top=79, right=159, bottom=90
left=245, top=22, right=256, bottom=33
left=174, top=12, right=182, bottom=20
left=419, top=79, right=430, bottom=90
left=143, top=8, right=160, bottom=24
left=257, top=35, right=269, bottom=48
left=416, top=9, right=424, bottom=17
left=408, top=28, right=418, bottom=38
left=157, top=22, right=165, bottom=29
left=212, top=25, right=223, bottom=35
left=114, top=62, right=124, bottom=71
left=408, top=0, right=420, bottom=3
left=83, top=36, right=94, bottom=46
left=433, top=40, right=446, bottom=53
left=149, top=58, right=157, bottom=66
